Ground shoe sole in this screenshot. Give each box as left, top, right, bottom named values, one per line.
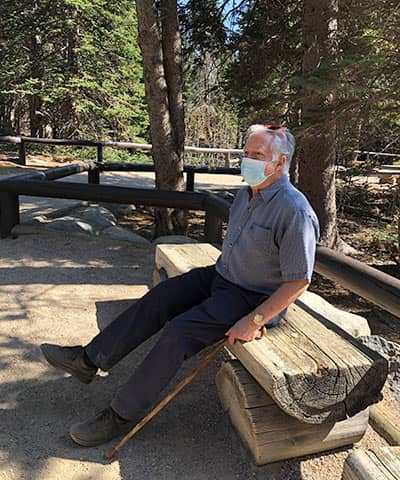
left=40, top=344, right=94, bottom=384
left=70, top=426, right=132, bottom=447
left=69, top=431, right=107, bottom=447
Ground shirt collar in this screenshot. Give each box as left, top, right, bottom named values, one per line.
left=247, top=175, right=289, bottom=202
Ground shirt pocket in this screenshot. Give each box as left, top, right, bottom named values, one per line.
left=249, top=224, right=278, bottom=256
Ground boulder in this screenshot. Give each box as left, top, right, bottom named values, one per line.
left=102, top=226, right=151, bottom=244
left=47, top=216, right=94, bottom=235
left=74, top=206, right=117, bottom=230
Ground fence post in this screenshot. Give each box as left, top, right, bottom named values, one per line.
left=19, top=140, right=26, bottom=165
left=224, top=152, right=231, bottom=167
left=0, top=192, right=20, bottom=238
left=88, top=168, right=100, bottom=184
left=204, top=209, right=223, bottom=244
left=97, top=143, right=103, bottom=163
left=186, top=169, right=195, bottom=191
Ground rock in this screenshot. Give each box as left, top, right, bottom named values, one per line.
left=47, top=216, right=94, bottom=235
left=357, top=335, right=400, bottom=402
left=105, top=203, right=136, bottom=216
left=31, top=215, right=47, bottom=224
left=102, top=226, right=151, bottom=244
left=74, top=206, right=117, bottom=230
left=296, top=290, right=371, bottom=337
left=153, top=235, right=198, bottom=245
left=11, top=223, right=45, bottom=235
left=11, top=215, right=48, bottom=235
left=43, top=201, right=87, bottom=220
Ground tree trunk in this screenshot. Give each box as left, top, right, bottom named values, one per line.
left=136, top=0, right=187, bottom=237
left=29, top=4, right=44, bottom=138
left=60, top=7, right=80, bottom=138
left=297, top=0, right=340, bottom=249
left=29, top=92, right=43, bottom=137
left=0, top=95, right=15, bottom=135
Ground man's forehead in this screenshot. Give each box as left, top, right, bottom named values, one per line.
left=244, top=132, right=273, bottom=150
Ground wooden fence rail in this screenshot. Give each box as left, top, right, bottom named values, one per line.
left=0, top=135, right=242, bottom=167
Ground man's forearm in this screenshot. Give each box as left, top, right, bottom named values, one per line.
left=254, top=279, right=309, bottom=324
left=225, top=278, right=311, bottom=345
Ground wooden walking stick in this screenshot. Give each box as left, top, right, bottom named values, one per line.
left=104, top=337, right=230, bottom=460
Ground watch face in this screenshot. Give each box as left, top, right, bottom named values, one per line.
left=254, top=313, right=264, bottom=325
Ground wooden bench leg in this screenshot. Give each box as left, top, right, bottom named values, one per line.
left=216, top=360, right=369, bottom=466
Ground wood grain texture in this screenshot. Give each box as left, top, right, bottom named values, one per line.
left=229, top=304, right=387, bottom=423
left=155, top=243, right=220, bottom=278
left=343, top=447, right=400, bottom=480
left=370, top=404, right=400, bottom=446
left=216, top=360, right=369, bottom=465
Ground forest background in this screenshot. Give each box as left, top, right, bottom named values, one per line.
left=0, top=0, right=399, bottom=250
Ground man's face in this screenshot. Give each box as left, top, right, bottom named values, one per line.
left=243, top=132, right=279, bottom=180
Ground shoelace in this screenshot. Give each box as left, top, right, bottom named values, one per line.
left=94, top=408, right=128, bottom=426
left=94, top=408, right=114, bottom=424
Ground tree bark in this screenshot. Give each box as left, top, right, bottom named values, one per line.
left=136, top=0, right=187, bottom=237
left=0, top=95, right=17, bottom=135
left=298, top=0, right=339, bottom=248
left=29, top=1, right=44, bottom=138
left=60, top=7, right=80, bottom=138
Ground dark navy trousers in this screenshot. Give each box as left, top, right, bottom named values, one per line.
left=85, top=264, right=272, bottom=421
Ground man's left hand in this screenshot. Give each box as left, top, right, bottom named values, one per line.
left=225, top=314, right=261, bottom=346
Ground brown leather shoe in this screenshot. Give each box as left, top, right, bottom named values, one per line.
left=40, top=344, right=97, bottom=384
left=69, top=407, right=132, bottom=446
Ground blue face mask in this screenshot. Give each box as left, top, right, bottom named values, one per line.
left=240, top=156, right=277, bottom=186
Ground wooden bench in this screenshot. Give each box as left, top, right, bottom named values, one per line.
left=154, top=243, right=388, bottom=464
left=343, top=447, right=400, bottom=479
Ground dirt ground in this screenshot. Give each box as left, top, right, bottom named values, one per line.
left=0, top=154, right=399, bottom=479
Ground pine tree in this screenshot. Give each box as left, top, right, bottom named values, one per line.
left=0, top=0, right=148, bottom=140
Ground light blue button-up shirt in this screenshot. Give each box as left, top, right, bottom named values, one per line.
left=215, top=175, right=320, bottom=297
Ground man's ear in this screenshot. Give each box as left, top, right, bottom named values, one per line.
left=278, top=154, right=287, bottom=170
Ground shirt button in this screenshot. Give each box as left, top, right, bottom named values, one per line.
left=229, top=243, right=233, bottom=247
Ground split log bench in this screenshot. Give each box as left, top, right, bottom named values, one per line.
left=153, top=243, right=388, bottom=465
left=343, top=447, right=400, bottom=479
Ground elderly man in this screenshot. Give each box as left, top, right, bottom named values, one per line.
left=41, top=124, right=320, bottom=447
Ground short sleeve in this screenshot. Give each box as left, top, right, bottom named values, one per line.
left=279, top=210, right=320, bottom=282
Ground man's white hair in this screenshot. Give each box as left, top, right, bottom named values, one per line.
left=244, top=124, right=295, bottom=175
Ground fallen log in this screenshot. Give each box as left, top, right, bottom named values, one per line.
left=370, top=403, right=400, bottom=446
left=343, top=447, right=400, bottom=480
left=216, top=360, right=369, bottom=465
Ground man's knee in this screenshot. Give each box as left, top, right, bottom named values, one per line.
left=160, top=317, right=203, bottom=360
